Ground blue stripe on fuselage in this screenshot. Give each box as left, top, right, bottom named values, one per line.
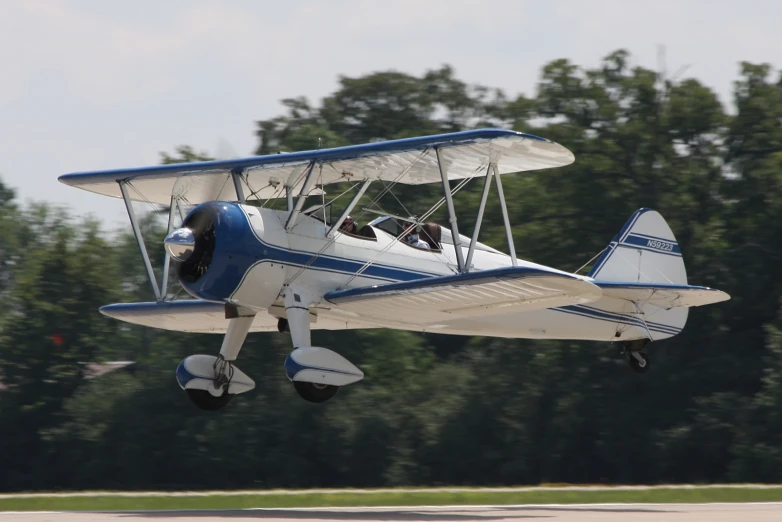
left=188, top=204, right=683, bottom=339
left=181, top=202, right=440, bottom=301
left=236, top=205, right=440, bottom=282
left=554, top=304, right=681, bottom=335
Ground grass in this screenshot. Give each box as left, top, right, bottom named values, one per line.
left=2, top=486, right=782, bottom=512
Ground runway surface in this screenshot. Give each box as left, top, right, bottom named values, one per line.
left=3, top=503, right=782, bottom=521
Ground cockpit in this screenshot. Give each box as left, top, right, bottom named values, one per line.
left=368, top=216, right=440, bottom=250
left=368, top=216, right=503, bottom=254
left=302, top=203, right=502, bottom=255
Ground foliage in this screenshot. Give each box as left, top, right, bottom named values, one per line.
left=1, top=50, right=782, bottom=491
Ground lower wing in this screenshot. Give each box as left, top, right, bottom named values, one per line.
left=100, top=268, right=608, bottom=333
left=99, top=300, right=376, bottom=333
left=323, top=267, right=602, bottom=326
left=99, top=301, right=278, bottom=333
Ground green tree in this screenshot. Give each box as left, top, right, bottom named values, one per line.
left=5, top=52, right=782, bottom=491
left=0, top=204, right=125, bottom=489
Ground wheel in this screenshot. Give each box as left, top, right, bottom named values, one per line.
left=293, top=381, right=339, bottom=403
left=628, top=352, right=650, bottom=374
left=186, top=388, right=233, bottom=411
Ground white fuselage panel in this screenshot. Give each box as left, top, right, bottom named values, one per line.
left=235, top=206, right=659, bottom=342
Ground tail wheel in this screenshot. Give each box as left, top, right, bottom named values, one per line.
left=293, top=381, right=339, bottom=403
left=186, top=389, right=233, bottom=411
left=628, top=352, right=650, bottom=374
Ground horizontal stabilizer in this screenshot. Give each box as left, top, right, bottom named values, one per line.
left=595, top=281, right=730, bottom=309
left=325, top=267, right=602, bottom=326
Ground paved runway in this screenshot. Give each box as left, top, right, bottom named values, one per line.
left=2, top=503, right=782, bottom=522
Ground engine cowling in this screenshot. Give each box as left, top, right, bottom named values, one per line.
left=164, top=202, right=285, bottom=309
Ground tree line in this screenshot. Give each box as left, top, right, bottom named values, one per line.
left=2, top=50, right=782, bottom=491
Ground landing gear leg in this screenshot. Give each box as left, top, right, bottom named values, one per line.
left=284, top=285, right=312, bottom=350
left=623, top=339, right=650, bottom=374
left=283, top=285, right=341, bottom=403
left=182, top=310, right=255, bottom=411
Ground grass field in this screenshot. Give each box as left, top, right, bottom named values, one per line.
left=2, top=486, right=782, bottom=512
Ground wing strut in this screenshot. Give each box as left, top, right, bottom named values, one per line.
left=492, top=163, right=518, bottom=266
left=465, top=164, right=494, bottom=271
left=435, top=147, right=465, bottom=273
left=159, top=195, right=179, bottom=299
left=119, top=181, right=162, bottom=301
left=286, top=162, right=317, bottom=230
left=231, top=169, right=246, bottom=203
left=285, top=186, right=294, bottom=211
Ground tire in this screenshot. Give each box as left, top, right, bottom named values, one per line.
left=628, top=352, right=650, bottom=374
left=186, top=388, right=233, bottom=411
left=293, top=381, right=339, bottom=403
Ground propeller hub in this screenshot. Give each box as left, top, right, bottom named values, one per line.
left=164, top=227, right=196, bottom=262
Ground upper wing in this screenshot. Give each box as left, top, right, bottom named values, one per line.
left=58, top=129, right=574, bottom=205
left=594, top=281, right=730, bottom=309
left=323, top=267, right=602, bottom=326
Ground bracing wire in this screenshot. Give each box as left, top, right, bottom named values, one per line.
left=339, top=173, right=476, bottom=288
left=574, top=247, right=607, bottom=275
left=284, top=149, right=432, bottom=286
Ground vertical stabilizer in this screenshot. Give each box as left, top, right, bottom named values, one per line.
left=586, top=208, right=689, bottom=341
left=588, top=208, right=687, bottom=285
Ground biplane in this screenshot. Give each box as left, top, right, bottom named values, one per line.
left=59, top=129, right=730, bottom=410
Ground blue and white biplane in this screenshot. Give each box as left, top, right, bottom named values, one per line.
left=59, top=129, right=730, bottom=410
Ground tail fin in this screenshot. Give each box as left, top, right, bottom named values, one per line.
left=588, top=208, right=687, bottom=285
left=582, top=209, right=728, bottom=342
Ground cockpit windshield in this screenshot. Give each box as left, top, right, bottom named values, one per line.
left=367, top=216, right=502, bottom=254
left=368, top=216, right=403, bottom=237
left=302, top=203, right=331, bottom=224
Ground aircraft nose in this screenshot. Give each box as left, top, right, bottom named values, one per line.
left=164, top=227, right=196, bottom=262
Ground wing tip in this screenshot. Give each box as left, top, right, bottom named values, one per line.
left=57, top=173, right=79, bottom=186
left=712, top=289, right=731, bottom=304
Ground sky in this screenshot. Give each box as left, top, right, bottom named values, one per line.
left=1, top=0, right=781, bottom=228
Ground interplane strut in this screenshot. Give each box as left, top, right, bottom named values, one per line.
left=492, top=163, right=518, bottom=266
left=159, top=195, right=178, bottom=298
left=465, top=164, right=494, bottom=271
left=120, top=180, right=162, bottom=301
left=435, top=147, right=465, bottom=273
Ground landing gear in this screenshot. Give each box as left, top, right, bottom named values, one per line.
left=293, top=381, right=339, bottom=403
left=627, top=350, right=650, bottom=374
left=186, top=388, right=233, bottom=411
left=623, top=339, right=650, bottom=374
left=176, top=309, right=257, bottom=412
left=282, top=285, right=364, bottom=403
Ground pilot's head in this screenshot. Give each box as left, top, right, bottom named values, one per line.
left=340, top=216, right=356, bottom=233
